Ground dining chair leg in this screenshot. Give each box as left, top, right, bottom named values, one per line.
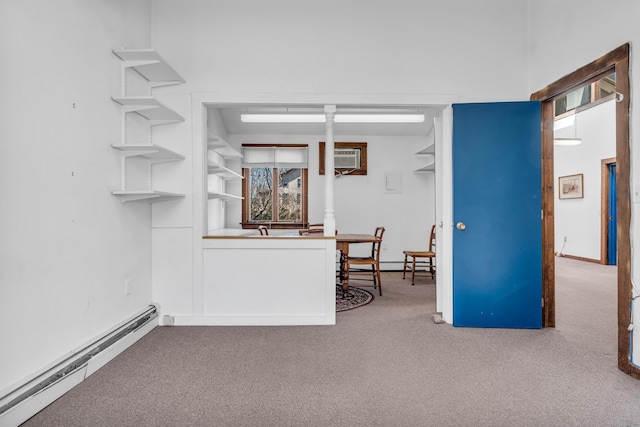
left=411, top=258, right=416, bottom=285
left=372, top=264, right=377, bottom=289
left=402, top=254, right=408, bottom=279
left=429, top=258, right=435, bottom=279
left=376, top=263, right=382, bottom=296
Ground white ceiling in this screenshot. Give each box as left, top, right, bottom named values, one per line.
left=210, top=105, right=443, bottom=137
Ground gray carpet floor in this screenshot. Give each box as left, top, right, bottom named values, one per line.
left=22, top=258, right=640, bottom=426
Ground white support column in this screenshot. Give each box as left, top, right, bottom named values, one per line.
left=323, top=105, right=336, bottom=236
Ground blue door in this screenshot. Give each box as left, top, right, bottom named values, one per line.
left=608, top=163, right=617, bottom=265
left=452, top=102, right=542, bottom=328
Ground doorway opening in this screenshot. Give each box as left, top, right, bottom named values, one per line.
left=531, top=43, right=637, bottom=379
left=602, top=158, right=617, bottom=265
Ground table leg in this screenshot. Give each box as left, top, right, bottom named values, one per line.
left=341, top=244, right=350, bottom=294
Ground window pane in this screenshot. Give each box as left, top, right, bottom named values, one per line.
left=249, top=168, right=273, bottom=221
left=599, top=73, right=616, bottom=98
left=277, top=168, right=302, bottom=222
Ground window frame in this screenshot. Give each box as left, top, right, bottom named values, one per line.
left=241, top=144, right=309, bottom=230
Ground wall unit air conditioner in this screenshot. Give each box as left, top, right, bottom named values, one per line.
left=334, top=149, right=361, bottom=169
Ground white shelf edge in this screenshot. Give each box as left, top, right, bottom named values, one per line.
left=112, top=96, right=184, bottom=123
left=207, top=192, right=243, bottom=201
left=414, top=156, right=435, bottom=172
left=112, top=190, right=185, bottom=203
left=207, top=160, right=243, bottom=179
left=112, top=49, right=185, bottom=84
left=112, top=144, right=184, bottom=161
left=414, top=163, right=435, bottom=172
left=206, top=228, right=254, bottom=237
left=207, top=133, right=242, bottom=158
left=415, top=144, right=435, bottom=155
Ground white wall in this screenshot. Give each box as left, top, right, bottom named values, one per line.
left=527, top=0, right=639, bottom=365
left=554, top=100, right=616, bottom=260
left=0, top=0, right=155, bottom=391
left=151, top=0, right=531, bottom=101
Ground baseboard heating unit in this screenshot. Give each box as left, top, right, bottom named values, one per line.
left=0, top=305, right=158, bottom=427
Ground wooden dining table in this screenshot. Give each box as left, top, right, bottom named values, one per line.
left=336, top=234, right=381, bottom=294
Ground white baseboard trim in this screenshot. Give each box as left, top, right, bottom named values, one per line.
left=0, top=306, right=158, bottom=427
left=164, top=314, right=335, bottom=326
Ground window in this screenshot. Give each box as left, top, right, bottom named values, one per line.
left=241, top=145, right=308, bottom=229
left=554, top=73, right=616, bottom=117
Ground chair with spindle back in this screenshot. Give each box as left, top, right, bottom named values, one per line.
left=345, top=226, right=385, bottom=296
left=402, top=224, right=436, bottom=285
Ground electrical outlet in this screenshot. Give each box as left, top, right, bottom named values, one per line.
left=124, top=278, right=132, bottom=295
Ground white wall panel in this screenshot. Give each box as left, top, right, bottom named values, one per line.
left=0, top=0, right=154, bottom=391
left=152, top=228, right=193, bottom=316
left=201, top=238, right=334, bottom=325
left=151, top=0, right=530, bottom=101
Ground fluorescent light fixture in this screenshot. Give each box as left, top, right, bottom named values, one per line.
left=554, top=138, right=582, bottom=146
left=335, top=113, right=424, bottom=123
left=241, top=114, right=325, bottom=123
left=240, top=113, right=425, bottom=123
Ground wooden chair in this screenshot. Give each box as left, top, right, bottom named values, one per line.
left=346, top=227, right=385, bottom=296
left=258, top=225, right=269, bottom=235
left=299, top=223, right=324, bottom=235
left=299, top=228, right=323, bottom=235
left=403, top=224, right=436, bottom=285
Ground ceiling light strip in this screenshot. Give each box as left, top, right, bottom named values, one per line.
left=240, top=113, right=425, bottom=124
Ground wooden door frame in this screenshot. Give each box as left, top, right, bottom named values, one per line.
left=601, top=157, right=617, bottom=265
left=531, top=43, right=637, bottom=379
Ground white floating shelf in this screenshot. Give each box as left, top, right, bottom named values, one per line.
left=208, top=160, right=243, bottom=179
left=112, top=96, right=184, bottom=124
left=112, top=144, right=184, bottom=163
left=207, top=133, right=242, bottom=158
left=414, top=160, right=435, bottom=173
left=208, top=191, right=243, bottom=201
left=112, top=190, right=185, bottom=203
left=415, top=143, right=435, bottom=155
left=112, top=49, right=184, bottom=86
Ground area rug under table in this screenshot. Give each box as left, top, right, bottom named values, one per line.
left=336, top=285, right=374, bottom=312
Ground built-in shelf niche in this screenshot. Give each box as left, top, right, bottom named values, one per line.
left=207, top=131, right=243, bottom=205
left=414, top=136, right=435, bottom=172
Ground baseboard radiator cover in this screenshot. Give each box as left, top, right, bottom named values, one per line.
left=0, top=305, right=158, bottom=426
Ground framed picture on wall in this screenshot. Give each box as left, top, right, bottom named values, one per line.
left=558, top=173, right=584, bottom=199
